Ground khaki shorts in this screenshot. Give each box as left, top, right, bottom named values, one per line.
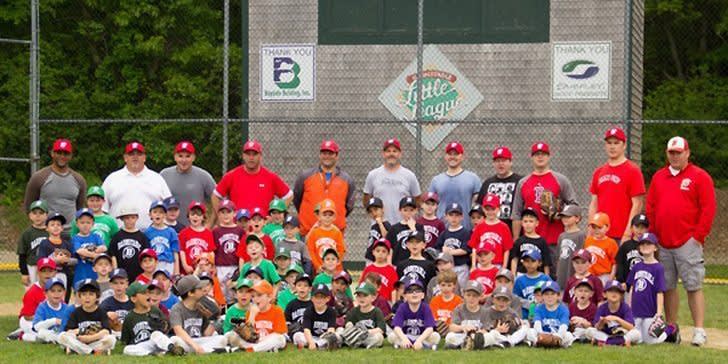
left=659, top=238, right=705, bottom=291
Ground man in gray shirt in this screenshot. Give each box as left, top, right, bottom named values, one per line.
left=160, top=141, right=216, bottom=226
left=23, top=139, right=87, bottom=230
left=363, top=138, right=422, bottom=224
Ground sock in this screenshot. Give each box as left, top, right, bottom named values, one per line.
left=665, top=324, right=676, bottom=336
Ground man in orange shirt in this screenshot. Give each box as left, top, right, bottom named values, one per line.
left=583, top=213, right=618, bottom=285
left=226, top=280, right=287, bottom=352
left=429, top=271, right=463, bottom=328
left=306, top=199, right=346, bottom=272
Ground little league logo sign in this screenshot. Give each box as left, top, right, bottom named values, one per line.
left=260, top=44, right=315, bottom=102
left=379, top=45, right=483, bottom=151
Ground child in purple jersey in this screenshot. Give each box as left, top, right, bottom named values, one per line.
left=587, top=280, right=641, bottom=346
left=388, top=277, right=440, bottom=350
left=627, top=233, right=676, bottom=344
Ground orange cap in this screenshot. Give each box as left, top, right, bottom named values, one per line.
left=252, top=280, right=274, bottom=296
left=589, top=212, right=611, bottom=228
left=319, top=199, right=336, bottom=214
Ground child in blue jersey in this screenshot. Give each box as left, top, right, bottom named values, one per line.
left=72, top=208, right=107, bottom=284
left=25, top=277, right=75, bottom=343
left=513, top=249, right=551, bottom=318
left=145, top=200, right=180, bottom=275
left=527, top=281, right=574, bottom=348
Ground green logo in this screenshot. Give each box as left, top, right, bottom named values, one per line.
left=399, top=70, right=461, bottom=121
left=273, top=57, right=301, bottom=89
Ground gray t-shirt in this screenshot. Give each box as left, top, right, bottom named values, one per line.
left=160, top=166, right=216, bottom=225
left=24, top=166, right=87, bottom=228
left=428, top=170, right=481, bottom=229
left=484, top=291, right=523, bottom=318
left=483, top=306, right=521, bottom=335
left=451, top=304, right=489, bottom=329
left=169, top=302, right=209, bottom=338
left=363, top=165, right=421, bottom=224
left=555, top=230, right=587, bottom=288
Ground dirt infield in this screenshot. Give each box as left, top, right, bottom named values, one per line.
left=682, top=327, right=728, bottom=350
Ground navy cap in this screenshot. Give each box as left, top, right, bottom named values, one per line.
left=75, top=208, right=94, bottom=220
left=110, top=268, right=129, bottom=281
left=153, top=269, right=171, bottom=279
left=93, top=253, right=112, bottom=265
left=74, top=278, right=100, bottom=292
left=399, top=196, right=417, bottom=209
left=631, top=213, right=650, bottom=227
left=604, top=279, right=625, bottom=293
left=521, top=249, right=542, bottom=261
left=312, top=283, right=331, bottom=296
left=638, top=232, right=659, bottom=245
left=149, top=200, right=167, bottom=212
left=446, top=203, right=463, bottom=214
left=245, top=266, right=264, bottom=278
left=44, top=277, right=66, bottom=291
left=521, top=207, right=539, bottom=219
left=295, top=273, right=313, bottom=285
left=366, top=197, right=384, bottom=209
left=283, top=215, right=299, bottom=228
left=469, top=204, right=484, bottom=216
left=541, top=281, right=560, bottom=294
left=163, top=196, right=180, bottom=209
left=236, top=208, right=251, bottom=221
left=405, top=230, right=425, bottom=243
left=45, top=212, right=67, bottom=225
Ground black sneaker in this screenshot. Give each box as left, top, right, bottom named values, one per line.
left=666, top=323, right=681, bottom=344
left=166, top=343, right=186, bottom=356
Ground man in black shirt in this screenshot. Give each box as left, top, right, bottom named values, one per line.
left=476, top=146, right=522, bottom=232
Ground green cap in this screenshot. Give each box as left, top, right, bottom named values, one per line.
left=268, top=198, right=286, bottom=212
left=275, top=246, right=291, bottom=259
left=355, top=282, right=377, bottom=296
left=29, top=200, right=49, bottom=213
left=286, top=263, right=304, bottom=275
left=126, top=281, right=149, bottom=297
left=86, top=186, right=105, bottom=198
left=236, top=278, right=254, bottom=290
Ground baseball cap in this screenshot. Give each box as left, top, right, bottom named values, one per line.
left=320, top=140, right=339, bottom=153
left=312, top=283, right=331, bottom=296
left=147, top=279, right=164, bottom=291
left=285, top=263, right=304, bottom=276
left=45, top=212, right=67, bottom=226
left=268, top=198, right=286, bottom=212
left=126, top=282, right=149, bottom=297
left=355, top=282, right=377, bottom=296
left=37, top=257, right=57, bottom=271
left=572, top=249, right=592, bottom=262
left=383, top=138, right=401, bottom=151
left=317, top=199, right=336, bottom=214
left=464, top=280, right=484, bottom=295
left=589, top=212, right=610, bottom=228
left=403, top=277, right=424, bottom=291
left=476, top=245, right=495, bottom=255
left=93, top=253, right=112, bottom=265
left=604, top=279, right=625, bottom=293
left=435, top=252, right=454, bottom=265
left=334, top=270, right=352, bottom=285
left=495, top=269, right=514, bottom=282
left=604, top=127, right=627, bottom=142
left=29, top=200, right=49, bottom=213
left=294, top=273, right=313, bottom=285
left=320, top=247, right=339, bottom=259
left=638, top=232, right=659, bottom=245
left=245, top=266, right=264, bottom=279
left=371, top=238, right=391, bottom=251
left=243, top=140, right=262, bottom=153
left=75, top=278, right=100, bottom=293
left=111, top=268, right=129, bottom=281
left=521, top=207, right=539, bottom=219
left=541, top=281, right=560, bottom=294
left=75, top=208, right=94, bottom=220
left=492, top=146, right=513, bottom=160
left=405, top=230, right=425, bottom=243
left=149, top=200, right=167, bottom=212
left=492, top=286, right=512, bottom=300
left=44, top=277, right=65, bottom=291
left=139, top=248, right=158, bottom=261
left=469, top=204, right=484, bottom=216
left=198, top=271, right=214, bottom=283
left=52, top=138, right=73, bottom=153
left=631, top=213, right=649, bottom=227
left=531, top=142, right=550, bottom=155
left=423, top=192, right=439, bottom=203
left=250, top=207, right=265, bottom=218
left=188, top=200, right=206, bottom=215
left=218, top=199, right=236, bottom=212
left=116, top=204, right=139, bottom=219
left=163, top=196, right=180, bottom=209
left=445, top=141, right=464, bottom=154
left=175, top=141, right=195, bottom=154
left=666, top=136, right=689, bottom=152
left=252, top=280, right=274, bottom=295
left=275, top=246, right=291, bottom=259
left=86, top=186, right=105, bottom=198
left=399, top=196, right=417, bottom=209
left=236, top=278, right=254, bottom=290
left=521, top=249, right=541, bottom=261
left=365, top=197, right=383, bottom=210
left=153, top=269, right=171, bottom=279
left=175, top=275, right=206, bottom=296
left=556, top=204, right=582, bottom=218
left=482, top=193, right=500, bottom=209
left=236, top=208, right=251, bottom=221
left=445, top=203, right=463, bottom=214
left=282, top=215, right=298, bottom=228
left=574, top=278, right=594, bottom=291
left=125, top=141, right=145, bottom=154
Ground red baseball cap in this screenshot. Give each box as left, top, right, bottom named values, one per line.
left=188, top=200, right=207, bottom=214
left=445, top=141, right=464, bottom=154
left=125, top=141, right=145, bottom=154
left=666, top=136, right=689, bottom=152
left=175, top=141, right=195, bottom=154
left=531, top=142, right=550, bottom=155
left=423, top=192, right=439, bottom=203
left=476, top=245, right=495, bottom=255
left=139, top=248, right=158, bottom=261
left=371, top=238, right=392, bottom=251
left=243, top=140, right=262, bottom=153
left=482, top=193, right=501, bottom=209
left=52, top=139, right=73, bottom=153
left=217, top=199, right=236, bottom=212
left=604, top=127, right=626, bottom=142
left=37, top=257, right=57, bottom=271
left=383, top=138, right=401, bottom=151
left=320, top=140, right=339, bottom=153
left=492, top=146, right=512, bottom=160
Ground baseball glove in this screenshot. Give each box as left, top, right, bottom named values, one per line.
left=320, top=331, right=340, bottom=350
left=341, top=324, right=368, bottom=348
left=463, top=331, right=485, bottom=351
left=78, top=322, right=103, bottom=336
left=195, top=297, right=219, bottom=319
left=648, top=315, right=667, bottom=338
left=536, top=333, right=562, bottom=348
left=287, top=321, right=304, bottom=336
left=234, top=322, right=259, bottom=343
left=148, top=309, right=170, bottom=334
left=109, top=318, right=122, bottom=332
left=435, top=320, right=449, bottom=337
left=539, top=190, right=562, bottom=222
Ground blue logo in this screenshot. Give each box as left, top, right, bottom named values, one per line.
left=562, top=60, right=599, bottom=79
left=273, top=57, right=301, bottom=89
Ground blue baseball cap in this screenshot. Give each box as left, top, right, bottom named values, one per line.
left=110, top=268, right=128, bottom=281
left=638, top=232, right=659, bottom=245
left=149, top=200, right=167, bottom=212
left=236, top=208, right=251, bottom=221
left=153, top=269, right=171, bottom=279
left=604, top=279, right=625, bottom=293
left=541, top=281, right=560, bottom=293
left=403, top=277, right=424, bottom=291
left=283, top=215, right=299, bottom=228
left=446, top=203, right=463, bottom=214
left=74, top=208, right=94, bottom=220
left=163, top=196, right=180, bottom=209
left=521, top=249, right=542, bottom=261
left=44, top=277, right=66, bottom=291
left=45, top=212, right=67, bottom=226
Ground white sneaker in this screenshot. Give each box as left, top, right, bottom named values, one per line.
left=692, top=328, right=707, bottom=347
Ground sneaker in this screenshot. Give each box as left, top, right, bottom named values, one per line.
left=167, top=343, right=186, bottom=356
left=431, top=344, right=437, bottom=351
left=692, top=328, right=707, bottom=347
left=213, top=347, right=234, bottom=354
left=666, top=323, right=681, bottom=344
left=6, top=329, right=22, bottom=341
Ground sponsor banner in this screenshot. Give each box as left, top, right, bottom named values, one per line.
left=260, top=44, right=315, bottom=102
left=552, top=41, right=612, bottom=101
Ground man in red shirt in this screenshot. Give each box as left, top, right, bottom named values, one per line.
left=588, top=127, right=646, bottom=242
left=211, top=140, right=292, bottom=226
left=646, top=136, right=716, bottom=347
left=512, top=142, right=577, bottom=273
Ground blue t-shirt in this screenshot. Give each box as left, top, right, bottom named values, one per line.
left=32, top=301, right=75, bottom=333
left=391, top=302, right=436, bottom=342
left=428, top=170, right=481, bottom=229
left=434, top=226, right=472, bottom=266
left=144, top=225, right=180, bottom=263
left=534, top=303, right=570, bottom=333
left=161, top=294, right=181, bottom=310
left=72, top=233, right=105, bottom=283
left=513, top=273, right=551, bottom=317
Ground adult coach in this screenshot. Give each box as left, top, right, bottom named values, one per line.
left=475, top=146, right=522, bottom=231
left=427, top=142, right=481, bottom=229
left=102, top=141, right=172, bottom=229
left=24, top=139, right=87, bottom=229
left=293, top=140, right=356, bottom=235
left=160, top=141, right=216, bottom=226
left=512, top=142, right=577, bottom=267
left=212, top=140, right=292, bottom=225
left=588, top=127, right=645, bottom=242
left=363, top=138, right=422, bottom=224
left=646, top=136, right=716, bottom=346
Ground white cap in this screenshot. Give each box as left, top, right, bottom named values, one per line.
left=666, top=136, right=689, bottom=152
left=116, top=204, right=139, bottom=218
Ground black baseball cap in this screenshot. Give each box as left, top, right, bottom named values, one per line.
left=446, top=203, right=463, bottom=214
left=405, top=230, right=425, bottom=243
left=295, top=273, right=312, bottom=285
left=366, top=197, right=384, bottom=210
left=312, top=283, right=331, bottom=296
left=521, top=207, right=539, bottom=219
left=399, top=196, right=417, bottom=209
left=631, top=213, right=649, bottom=228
